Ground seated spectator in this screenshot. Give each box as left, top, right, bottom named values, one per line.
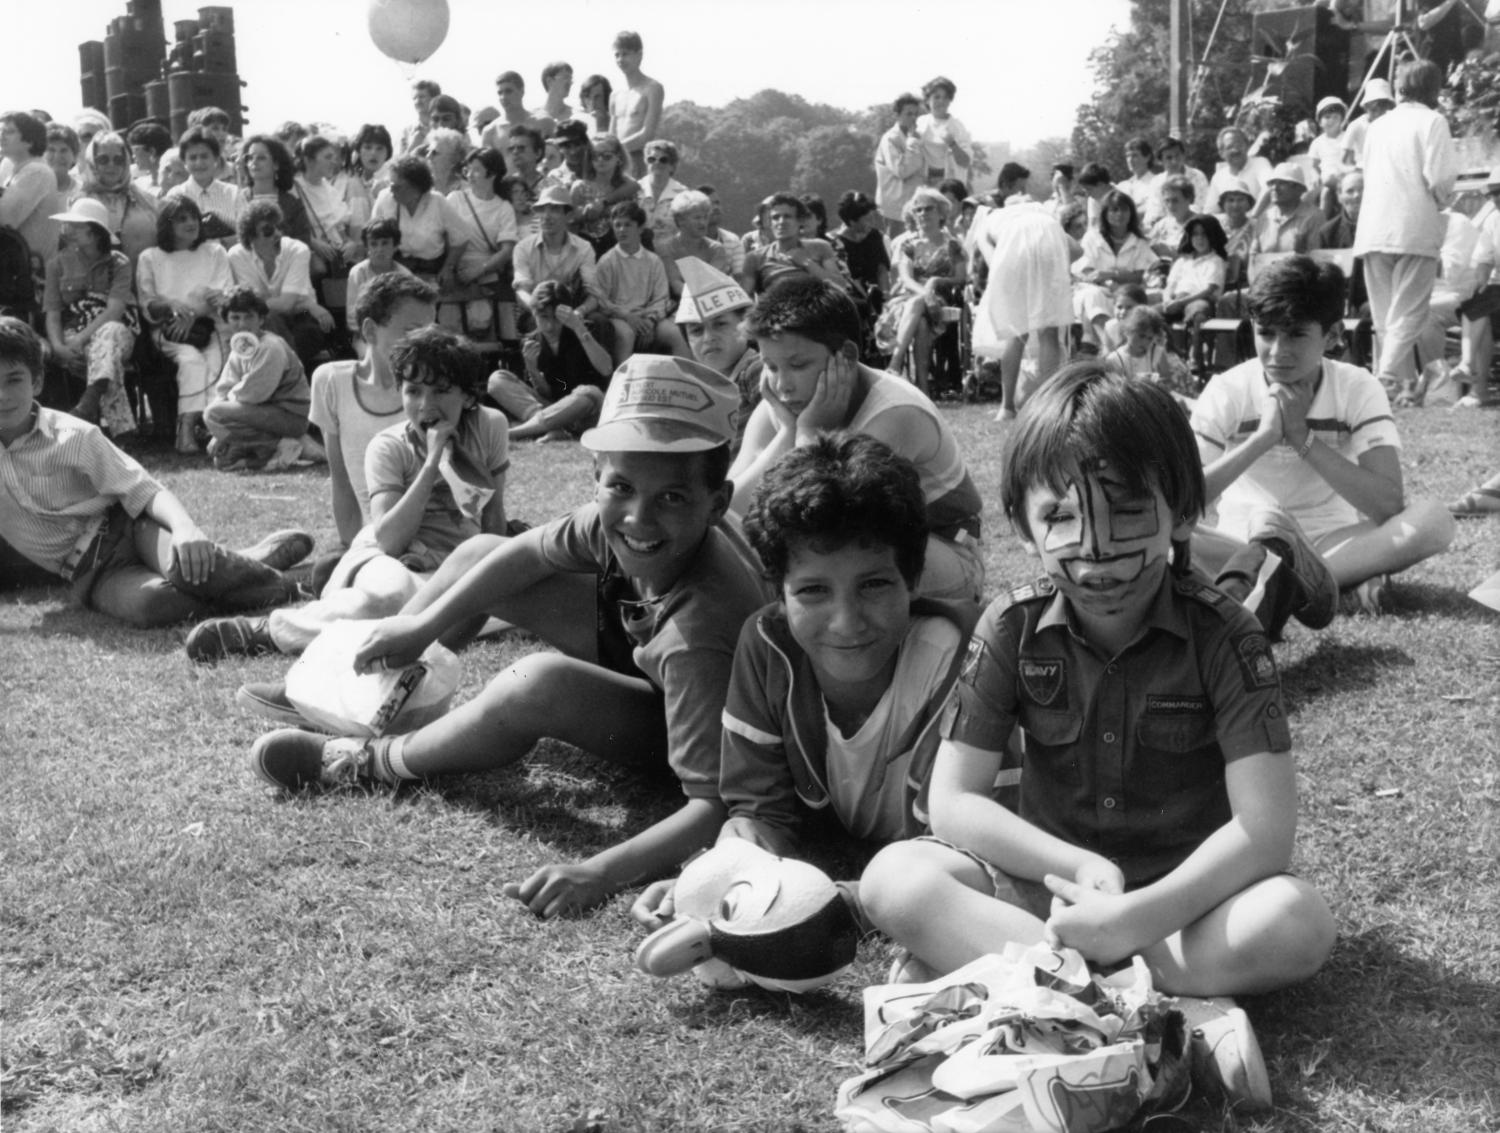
left=656, top=189, right=731, bottom=300
left=1118, top=135, right=1158, bottom=213
left=294, top=134, right=363, bottom=282
left=1147, top=174, right=1197, bottom=260
left=347, top=123, right=395, bottom=229
left=1411, top=208, right=1497, bottom=406
left=1211, top=178, right=1257, bottom=304
left=44, top=123, right=82, bottom=197
left=1146, top=136, right=1210, bottom=226
left=499, top=126, right=547, bottom=223
left=875, top=93, right=927, bottom=232
left=596, top=202, right=688, bottom=364
left=245, top=357, right=768, bottom=924
left=1101, top=282, right=1149, bottom=353
left=1075, top=160, right=1115, bottom=228
left=345, top=218, right=416, bottom=348
left=1044, top=161, right=1078, bottom=217
left=137, top=196, right=232, bottom=453
left=422, top=126, right=467, bottom=197
left=236, top=135, right=312, bottom=246
left=1162, top=214, right=1228, bottom=376
left=1102, top=304, right=1194, bottom=396
left=43, top=198, right=140, bottom=437
left=876, top=187, right=967, bottom=393
left=166, top=126, right=240, bottom=246
left=1251, top=163, right=1323, bottom=255
left=1, top=110, right=64, bottom=261
left=672, top=257, right=761, bottom=452
left=637, top=139, right=688, bottom=246
left=187, top=325, right=507, bottom=661
left=729, top=277, right=984, bottom=603
left=1207, top=126, right=1273, bottom=214
left=227, top=200, right=337, bottom=373
left=488, top=278, right=612, bottom=441
left=205, top=287, right=312, bottom=471
left=699, top=185, right=741, bottom=269
left=740, top=193, right=849, bottom=297
left=541, top=120, right=590, bottom=191
left=445, top=146, right=518, bottom=336
left=315, top=274, right=438, bottom=550
left=1191, top=256, right=1455, bottom=622
left=371, top=154, right=462, bottom=285
left=1308, top=96, right=1348, bottom=214
left=830, top=190, right=892, bottom=305
left=512, top=184, right=603, bottom=325
left=571, top=133, right=640, bottom=257
left=188, top=106, right=237, bottom=180
left=1073, top=189, right=1158, bottom=350
left=127, top=122, right=173, bottom=195
left=0, top=317, right=308, bottom=627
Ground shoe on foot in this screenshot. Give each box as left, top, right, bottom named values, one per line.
left=185, top=615, right=276, bottom=663
left=298, top=433, right=327, bottom=463
left=263, top=436, right=305, bottom=470
left=1175, top=996, right=1273, bottom=1113
left=238, top=529, right=314, bottom=572
left=237, top=680, right=318, bottom=728
left=1247, top=508, right=1337, bottom=630
left=251, top=728, right=329, bottom=790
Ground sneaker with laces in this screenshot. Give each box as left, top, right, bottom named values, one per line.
left=1174, top=996, right=1273, bottom=1113
left=250, top=728, right=328, bottom=790
left=1247, top=508, right=1337, bottom=630
left=184, top=616, right=276, bottom=663
left=237, top=529, right=314, bottom=573
left=237, top=680, right=319, bottom=729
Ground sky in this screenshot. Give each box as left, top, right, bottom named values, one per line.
left=9, top=0, right=1132, bottom=147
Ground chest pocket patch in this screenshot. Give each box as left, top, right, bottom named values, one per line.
left=1019, top=657, right=1066, bottom=707
left=1137, top=696, right=1216, bottom=754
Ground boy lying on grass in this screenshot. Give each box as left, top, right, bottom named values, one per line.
left=0, top=316, right=310, bottom=624
left=632, top=431, right=978, bottom=929
left=859, top=363, right=1336, bottom=1112
left=185, top=325, right=509, bottom=661
left=246, top=356, right=773, bottom=919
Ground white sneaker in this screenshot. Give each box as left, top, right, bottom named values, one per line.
left=1174, top=996, right=1273, bottom=1112
left=264, top=436, right=305, bottom=471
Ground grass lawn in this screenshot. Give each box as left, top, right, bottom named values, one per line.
left=2, top=401, right=1497, bottom=1132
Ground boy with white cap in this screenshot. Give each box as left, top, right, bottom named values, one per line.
left=672, top=256, right=762, bottom=452
left=248, top=355, right=773, bottom=919
left=1251, top=164, right=1324, bottom=255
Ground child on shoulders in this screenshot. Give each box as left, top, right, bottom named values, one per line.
left=0, top=317, right=309, bottom=626
left=860, top=362, right=1336, bottom=1110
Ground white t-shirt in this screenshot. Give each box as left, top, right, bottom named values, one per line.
left=823, top=616, right=961, bottom=841
left=1192, top=356, right=1402, bottom=540
left=307, top=359, right=405, bottom=525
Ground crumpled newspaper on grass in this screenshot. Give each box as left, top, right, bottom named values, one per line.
left=835, top=942, right=1189, bottom=1133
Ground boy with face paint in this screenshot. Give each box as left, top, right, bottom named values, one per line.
left=860, top=363, right=1336, bottom=1112
left=672, top=256, right=762, bottom=454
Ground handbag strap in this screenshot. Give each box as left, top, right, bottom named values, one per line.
left=295, top=180, right=333, bottom=243
left=461, top=191, right=499, bottom=254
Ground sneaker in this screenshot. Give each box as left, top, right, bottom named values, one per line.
left=237, top=680, right=319, bottom=728
left=263, top=436, right=305, bottom=470
left=299, top=433, right=328, bottom=463
left=251, top=728, right=330, bottom=791
left=184, top=616, right=276, bottom=663
left=1247, top=508, right=1337, bottom=630
left=320, top=735, right=379, bottom=786
left=1174, top=996, right=1273, bottom=1113
left=238, top=529, right=314, bottom=573
left=1347, top=574, right=1388, bottom=616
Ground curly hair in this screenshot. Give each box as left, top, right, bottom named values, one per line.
left=746, top=432, right=928, bottom=590
left=354, top=271, right=438, bottom=329
left=389, top=324, right=487, bottom=399
left=743, top=276, right=862, bottom=354
left=241, top=135, right=296, bottom=193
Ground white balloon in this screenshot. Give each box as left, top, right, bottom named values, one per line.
left=367, top=0, right=451, bottom=65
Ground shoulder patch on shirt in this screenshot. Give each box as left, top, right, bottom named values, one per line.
left=1003, top=577, right=1056, bottom=606
left=1019, top=657, right=1066, bottom=707
left=1146, top=693, right=1211, bottom=716
left=1234, top=632, right=1280, bottom=690
left=1175, top=575, right=1232, bottom=610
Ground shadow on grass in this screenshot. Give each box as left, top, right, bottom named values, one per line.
left=1277, top=639, right=1413, bottom=705
left=1383, top=579, right=1500, bottom=622
left=0, top=596, right=190, bottom=656
left=1257, top=926, right=1500, bottom=1115
left=662, top=979, right=866, bottom=1038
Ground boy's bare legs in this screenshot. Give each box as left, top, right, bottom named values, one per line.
left=267, top=555, right=425, bottom=654
left=1315, top=504, right=1457, bottom=589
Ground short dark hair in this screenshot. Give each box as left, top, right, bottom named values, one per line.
left=389, top=324, right=487, bottom=399
left=743, top=276, right=862, bottom=354
left=495, top=70, right=525, bottom=91
left=530, top=279, right=562, bottom=312
left=413, top=79, right=442, bottom=98
left=893, top=92, right=922, bottom=116
left=1124, top=135, right=1154, bottom=159
left=937, top=178, right=967, bottom=203
left=922, top=76, right=957, bottom=100
left=389, top=154, right=434, bottom=195
left=45, top=123, right=81, bottom=157
left=128, top=122, right=172, bottom=158
left=579, top=74, right=613, bottom=103
left=297, top=134, right=336, bottom=172
left=1052, top=162, right=1076, bottom=180
left=241, top=134, right=295, bottom=192
left=836, top=190, right=877, bottom=224
left=799, top=192, right=828, bottom=234
left=238, top=200, right=283, bottom=248
left=613, top=30, right=643, bottom=53
left=541, top=60, right=571, bottom=88
left=746, top=432, right=928, bottom=590
left=176, top=125, right=221, bottom=161
left=0, top=315, right=44, bottom=377
left=1, top=111, right=47, bottom=156
left=1247, top=254, right=1346, bottom=332
left=465, top=146, right=506, bottom=193
left=1396, top=58, right=1442, bottom=106
left=220, top=285, right=270, bottom=318
left=195, top=106, right=231, bottom=128
left=767, top=191, right=809, bottom=219
left=356, top=272, right=438, bottom=328
left=352, top=123, right=394, bottom=161
left=998, top=162, right=1030, bottom=191
left=609, top=200, right=647, bottom=226
left=1077, top=162, right=1112, bottom=189
left=1157, top=135, right=1186, bottom=158
left=1179, top=214, right=1228, bottom=259
left=156, top=196, right=206, bottom=252
left=1002, top=362, right=1205, bottom=571
left=362, top=217, right=402, bottom=245
left=506, top=124, right=543, bottom=158
left=644, top=138, right=679, bottom=166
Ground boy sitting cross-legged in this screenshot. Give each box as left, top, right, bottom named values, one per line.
left=185, top=325, right=509, bottom=661
left=0, top=317, right=309, bottom=625
left=204, top=286, right=313, bottom=472
left=247, top=356, right=773, bottom=919
left=859, top=363, right=1336, bottom=1112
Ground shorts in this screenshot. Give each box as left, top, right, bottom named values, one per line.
left=915, top=835, right=1054, bottom=920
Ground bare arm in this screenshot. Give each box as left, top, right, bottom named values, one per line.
left=323, top=428, right=365, bottom=546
